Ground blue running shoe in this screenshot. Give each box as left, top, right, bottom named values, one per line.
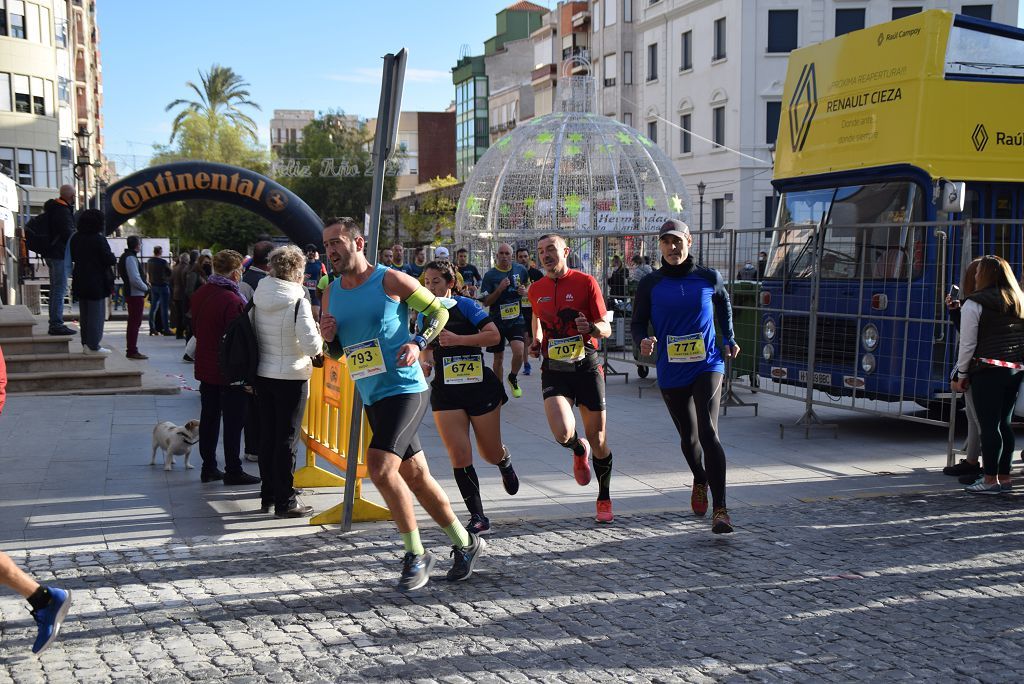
left=31, top=587, right=72, bottom=655
left=523, top=360, right=532, bottom=376
left=398, top=551, right=434, bottom=592
left=447, top=533, right=487, bottom=581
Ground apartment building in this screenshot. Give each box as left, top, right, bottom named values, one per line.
left=269, top=109, right=315, bottom=155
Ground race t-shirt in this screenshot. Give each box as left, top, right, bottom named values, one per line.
left=417, top=296, right=491, bottom=389
left=480, top=263, right=529, bottom=326
left=528, top=269, right=609, bottom=361
left=303, top=260, right=326, bottom=302
left=520, top=266, right=544, bottom=309
left=458, top=264, right=482, bottom=287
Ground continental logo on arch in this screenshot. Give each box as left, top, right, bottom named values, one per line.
left=110, top=170, right=268, bottom=215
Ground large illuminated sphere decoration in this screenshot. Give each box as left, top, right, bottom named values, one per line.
left=456, top=69, right=691, bottom=238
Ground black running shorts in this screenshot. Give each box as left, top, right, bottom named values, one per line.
left=540, top=364, right=606, bottom=411
left=430, top=368, right=508, bottom=416
left=486, top=321, right=526, bottom=353
left=364, top=390, right=430, bottom=460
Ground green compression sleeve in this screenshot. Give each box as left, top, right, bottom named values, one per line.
left=406, top=286, right=449, bottom=346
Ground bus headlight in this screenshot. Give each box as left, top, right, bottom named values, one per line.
left=763, top=318, right=777, bottom=341
left=763, top=344, right=774, bottom=361
left=861, top=353, right=876, bottom=374
left=861, top=324, right=879, bottom=351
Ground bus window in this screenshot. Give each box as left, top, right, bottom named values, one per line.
left=767, top=181, right=923, bottom=279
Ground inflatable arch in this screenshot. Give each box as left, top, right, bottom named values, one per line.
left=102, top=161, right=323, bottom=247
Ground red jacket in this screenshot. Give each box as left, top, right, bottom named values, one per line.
left=189, top=281, right=245, bottom=385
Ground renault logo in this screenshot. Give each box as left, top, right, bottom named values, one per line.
left=789, top=63, right=818, bottom=153
left=972, top=123, right=989, bottom=152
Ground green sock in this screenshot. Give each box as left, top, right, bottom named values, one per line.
left=442, top=519, right=472, bottom=548
left=401, top=529, right=425, bottom=556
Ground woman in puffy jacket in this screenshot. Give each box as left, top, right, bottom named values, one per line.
left=951, top=255, right=1024, bottom=494
left=253, top=245, right=324, bottom=517
left=69, top=209, right=116, bottom=355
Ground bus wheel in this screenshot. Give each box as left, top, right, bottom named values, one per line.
left=637, top=365, right=650, bottom=379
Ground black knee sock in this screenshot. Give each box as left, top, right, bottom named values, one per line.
left=560, top=432, right=587, bottom=456
left=453, top=466, right=484, bottom=518
left=27, top=587, right=51, bottom=610
left=593, top=452, right=613, bottom=501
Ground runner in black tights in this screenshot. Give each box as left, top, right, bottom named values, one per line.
left=631, top=220, right=739, bottom=533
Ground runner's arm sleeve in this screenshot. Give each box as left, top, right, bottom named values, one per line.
left=631, top=275, right=653, bottom=357
left=711, top=270, right=736, bottom=346
left=406, top=286, right=450, bottom=349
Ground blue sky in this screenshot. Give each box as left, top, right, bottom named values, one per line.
left=99, top=0, right=548, bottom=174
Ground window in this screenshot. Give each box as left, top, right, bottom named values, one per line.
left=17, top=148, right=32, bottom=185
left=892, top=7, right=922, bottom=20
left=0, top=1, right=7, bottom=36
left=0, top=148, right=12, bottom=177
left=712, top=198, right=725, bottom=231
left=835, top=8, right=865, bottom=36
left=766, top=101, right=781, bottom=145
left=594, top=1, right=600, bottom=32
left=605, top=0, right=616, bottom=26
left=25, top=1, right=38, bottom=42
left=647, top=43, right=658, bottom=81
left=38, top=6, right=49, bottom=46
left=0, top=74, right=9, bottom=111
left=681, top=31, right=692, bottom=70
left=961, top=5, right=992, bottom=20
left=56, top=76, right=70, bottom=104
left=603, top=53, right=617, bottom=87
left=765, top=195, right=777, bottom=231
left=33, top=150, right=46, bottom=187
left=713, top=106, right=725, bottom=147
left=680, top=113, right=691, bottom=154
left=47, top=151, right=57, bottom=187
left=55, top=17, right=67, bottom=47
left=623, top=112, right=632, bottom=127
left=43, top=78, right=52, bottom=116
left=714, top=17, right=727, bottom=60
left=767, top=10, right=798, bottom=53
left=623, top=51, right=633, bottom=85
left=30, top=76, right=44, bottom=115
left=13, top=74, right=29, bottom=113
left=10, top=0, right=25, bottom=38
left=624, top=0, right=632, bottom=23
left=647, top=120, right=657, bottom=144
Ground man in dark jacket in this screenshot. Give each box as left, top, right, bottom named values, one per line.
left=239, top=240, right=274, bottom=463
left=44, top=185, right=77, bottom=336
left=69, top=210, right=116, bottom=355
left=146, top=245, right=173, bottom=335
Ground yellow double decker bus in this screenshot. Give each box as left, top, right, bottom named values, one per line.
left=763, top=9, right=1024, bottom=413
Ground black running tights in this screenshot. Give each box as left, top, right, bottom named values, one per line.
left=660, top=372, right=727, bottom=509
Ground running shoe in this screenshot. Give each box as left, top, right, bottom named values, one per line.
left=523, top=360, right=532, bottom=376
left=466, top=513, right=491, bottom=535
left=711, top=507, right=734, bottom=534
left=398, top=551, right=435, bottom=592
left=943, top=459, right=981, bottom=477
left=499, top=463, right=520, bottom=496
left=691, top=482, right=709, bottom=517
left=31, top=587, right=72, bottom=655
left=507, top=373, right=523, bottom=398
left=964, top=478, right=1002, bottom=495
left=595, top=499, right=614, bottom=524
left=573, top=438, right=592, bottom=486
left=447, top=533, right=487, bottom=581
left=1001, top=480, right=1014, bottom=492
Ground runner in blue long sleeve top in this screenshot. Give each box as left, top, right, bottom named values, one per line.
left=631, top=220, right=739, bottom=534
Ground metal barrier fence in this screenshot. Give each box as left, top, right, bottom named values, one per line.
left=451, top=219, right=1024, bottom=441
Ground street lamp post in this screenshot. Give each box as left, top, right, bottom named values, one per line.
left=73, top=126, right=92, bottom=209
left=697, top=180, right=706, bottom=265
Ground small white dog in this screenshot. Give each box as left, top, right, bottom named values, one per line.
left=151, top=420, right=200, bottom=471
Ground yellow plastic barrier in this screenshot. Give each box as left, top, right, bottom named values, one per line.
left=297, top=357, right=391, bottom=524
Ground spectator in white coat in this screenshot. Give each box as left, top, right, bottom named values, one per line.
left=252, top=245, right=324, bottom=517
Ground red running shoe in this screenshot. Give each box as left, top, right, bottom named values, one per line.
left=595, top=499, right=614, bottom=524
left=691, top=482, right=709, bottom=517
left=711, top=507, right=734, bottom=534
left=572, top=438, right=592, bottom=486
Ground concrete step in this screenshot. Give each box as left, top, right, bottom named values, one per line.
left=0, top=335, right=73, bottom=356
left=6, top=369, right=143, bottom=393
left=5, top=352, right=107, bottom=373
left=0, top=305, right=39, bottom=339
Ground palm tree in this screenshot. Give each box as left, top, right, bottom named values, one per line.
left=165, top=65, right=261, bottom=144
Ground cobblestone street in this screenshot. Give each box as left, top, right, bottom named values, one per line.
left=2, top=490, right=1022, bottom=683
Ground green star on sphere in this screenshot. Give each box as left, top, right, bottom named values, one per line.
left=670, top=195, right=684, bottom=213
left=496, top=136, right=511, bottom=149
left=567, top=133, right=584, bottom=143
left=615, top=131, right=633, bottom=145
left=645, top=196, right=657, bottom=210
left=638, top=136, right=654, bottom=147
left=523, top=150, right=537, bottom=160
left=499, top=203, right=511, bottom=217
left=467, top=196, right=483, bottom=214
left=565, top=144, right=582, bottom=156
left=564, top=195, right=583, bottom=218
left=525, top=197, right=536, bottom=210
left=537, top=132, right=554, bottom=144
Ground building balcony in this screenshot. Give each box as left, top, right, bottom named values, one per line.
left=532, top=63, right=557, bottom=86
left=571, top=10, right=590, bottom=28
